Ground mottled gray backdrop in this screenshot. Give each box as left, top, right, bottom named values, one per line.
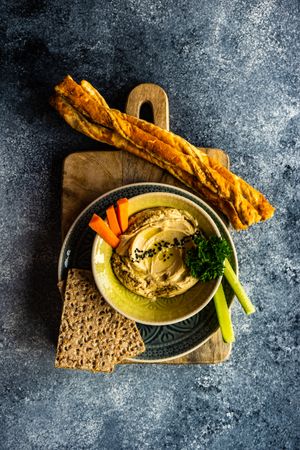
left=0, top=0, right=299, bottom=449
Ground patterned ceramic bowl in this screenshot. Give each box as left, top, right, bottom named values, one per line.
left=91, top=192, right=222, bottom=326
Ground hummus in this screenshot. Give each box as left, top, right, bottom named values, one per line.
left=111, top=207, right=200, bottom=299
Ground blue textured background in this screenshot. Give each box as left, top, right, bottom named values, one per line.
left=1, top=0, right=299, bottom=448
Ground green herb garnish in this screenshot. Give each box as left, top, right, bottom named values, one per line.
left=185, top=236, right=232, bottom=282
left=185, top=235, right=256, bottom=344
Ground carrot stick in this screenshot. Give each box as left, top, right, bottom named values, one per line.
left=116, top=198, right=129, bottom=233
left=106, top=205, right=121, bottom=236
left=89, top=213, right=120, bottom=248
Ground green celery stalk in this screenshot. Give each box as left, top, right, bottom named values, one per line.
left=214, top=283, right=235, bottom=343
left=224, top=258, right=255, bottom=315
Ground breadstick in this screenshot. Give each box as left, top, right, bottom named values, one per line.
left=51, top=77, right=275, bottom=229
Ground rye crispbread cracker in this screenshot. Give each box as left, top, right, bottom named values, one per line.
left=55, top=269, right=145, bottom=373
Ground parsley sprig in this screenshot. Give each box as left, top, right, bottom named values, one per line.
left=185, top=235, right=256, bottom=344
left=185, top=236, right=232, bottom=282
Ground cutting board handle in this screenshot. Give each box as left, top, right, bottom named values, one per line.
left=125, top=83, right=169, bottom=131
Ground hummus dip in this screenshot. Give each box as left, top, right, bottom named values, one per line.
left=111, top=207, right=199, bottom=299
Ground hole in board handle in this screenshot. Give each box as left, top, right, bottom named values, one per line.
left=139, top=101, right=154, bottom=124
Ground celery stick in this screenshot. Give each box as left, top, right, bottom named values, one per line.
left=224, top=258, right=256, bottom=315
left=214, top=284, right=235, bottom=343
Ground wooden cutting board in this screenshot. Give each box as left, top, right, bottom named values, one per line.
left=61, top=83, right=232, bottom=364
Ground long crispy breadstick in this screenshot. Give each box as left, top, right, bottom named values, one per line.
left=57, top=76, right=274, bottom=222
left=54, top=77, right=263, bottom=226
left=51, top=76, right=275, bottom=229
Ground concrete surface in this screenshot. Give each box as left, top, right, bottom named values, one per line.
left=0, top=0, right=299, bottom=448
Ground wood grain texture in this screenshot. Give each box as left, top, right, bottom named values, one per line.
left=126, top=83, right=170, bottom=130
left=61, top=83, right=232, bottom=364
left=62, top=151, right=122, bottom=236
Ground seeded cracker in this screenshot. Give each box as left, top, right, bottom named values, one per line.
left=55, top=269, right=145, bottom=373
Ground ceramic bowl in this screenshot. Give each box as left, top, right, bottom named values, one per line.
left=91, top=192, right=222, bottom=326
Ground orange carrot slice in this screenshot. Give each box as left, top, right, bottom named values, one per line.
left=116, top=198, right=129, bottom=233
left=106, top=205, right=121, bottom=236
left=89, top=213, right=120, bottom=248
